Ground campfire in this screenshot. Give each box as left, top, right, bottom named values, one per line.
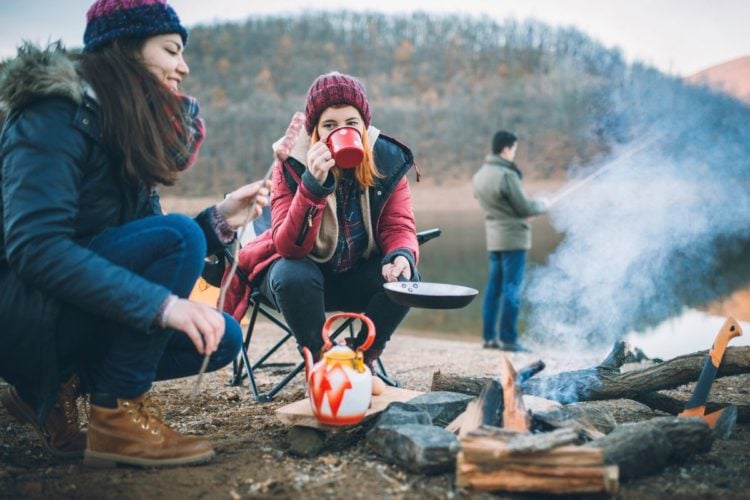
left=275, top=318, right=748, bottom=495
left=434, top=317, right=745, bottom=494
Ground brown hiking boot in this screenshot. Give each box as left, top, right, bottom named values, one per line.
left=84, top=393, right=214, bottom=468
left=1, top=375, right=86, bottom=458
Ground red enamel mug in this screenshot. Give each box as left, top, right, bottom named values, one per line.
left=326, top=126, right=364, bottom=169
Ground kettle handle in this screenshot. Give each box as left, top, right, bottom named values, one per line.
left=322, top=312, right=376, bottom=352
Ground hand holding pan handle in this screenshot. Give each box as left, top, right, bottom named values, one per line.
left=679, top=317, right=743, bottom=433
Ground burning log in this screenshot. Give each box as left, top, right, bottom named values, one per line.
left=448, top=360, right=542, bottom=436
left=454, top=357, right=620, bottom=494
left=452, top=344, right=725, bottom=494
left=432, top=340, right=631, bottom=398
left=451, top=378, right=502, bottom=437
left=432, top=346, right=750, bottom=411
left=456, top=397, right=714, bottom=491
left=500, top=354, right=531, bottom=432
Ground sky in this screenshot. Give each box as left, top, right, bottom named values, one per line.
left=1, top=0, right=749, bottom=77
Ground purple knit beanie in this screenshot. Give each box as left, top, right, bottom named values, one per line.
left=304, top=72, right=371, bottom=135
left=83, top=0, right=188, bottom=53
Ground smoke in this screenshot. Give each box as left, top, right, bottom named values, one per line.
left=525, top=67, right=750, bottom=349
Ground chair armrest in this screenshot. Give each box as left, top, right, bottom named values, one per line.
left=417, top=228, right=442, bottom=246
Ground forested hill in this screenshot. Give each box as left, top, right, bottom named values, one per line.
left=178, top=11, right=630, bottom=195
left=4, top=11, right=743, bottom=196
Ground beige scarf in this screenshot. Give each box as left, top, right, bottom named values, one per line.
left=286, top=126, right=381, bottom=263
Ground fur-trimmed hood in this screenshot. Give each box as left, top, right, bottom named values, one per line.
left=0, top=42, right=85, bottom=114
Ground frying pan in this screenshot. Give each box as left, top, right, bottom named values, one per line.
left=383, top=281, right=478, bottom=309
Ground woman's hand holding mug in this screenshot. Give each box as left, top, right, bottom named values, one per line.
left=307, top=141, right=336, bottom=183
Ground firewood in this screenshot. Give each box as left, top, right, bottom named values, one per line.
left=517, top=360, right=546, bottom=383
left=432, top=346, right=750, bottom=404
left=597, top=340, right=634, bottom=371
left=462, top=427, right=582, bottom=460
left=585, top=416, right=713, bottom=480
left=455, top=379, right=503, bottom=437
left=500, top=355, right=530, bottom=431
left=456, top=452, right=619, bottom=494
left=532, top=401, right=617, bottom=438
left=636, top=385, right=750, bottom=423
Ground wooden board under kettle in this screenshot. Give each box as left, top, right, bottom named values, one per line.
left=276, top=386, right=423, bottom=430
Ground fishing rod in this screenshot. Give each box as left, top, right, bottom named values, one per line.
left=547, top=134, right=664, bottom=208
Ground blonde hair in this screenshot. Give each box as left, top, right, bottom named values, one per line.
left=312, top=126, right=381, bottom=188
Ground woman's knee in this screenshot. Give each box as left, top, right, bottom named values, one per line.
left=209, top=315, right=243, bottom=370
left=269, top=258, right=322, bottom=295
left=163, top=214, right=206, bottom=257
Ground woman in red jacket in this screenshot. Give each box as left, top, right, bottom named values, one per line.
left=226, top=72, right=419, bottom=392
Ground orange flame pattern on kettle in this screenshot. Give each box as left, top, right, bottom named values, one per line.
left=309, top=364, right=353, bottom=418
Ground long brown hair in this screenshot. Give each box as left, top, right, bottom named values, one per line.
left=78, top=38, right=187, bottom=186
left=311, top=124, right=381, bottom=188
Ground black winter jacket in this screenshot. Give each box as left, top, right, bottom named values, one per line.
left=0, top=44, right=222, bottom=421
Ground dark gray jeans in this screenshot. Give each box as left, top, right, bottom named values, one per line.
left=259, top=256, right=413, bottom=354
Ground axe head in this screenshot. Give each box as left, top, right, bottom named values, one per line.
left=679, top=405, right=738, bottom=439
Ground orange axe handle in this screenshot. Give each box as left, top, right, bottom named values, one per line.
left=680, top=317, right=743, bottom=418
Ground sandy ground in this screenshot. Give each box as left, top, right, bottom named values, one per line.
left=1, top=323, right=748, bottom=499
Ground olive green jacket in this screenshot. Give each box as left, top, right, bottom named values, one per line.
left=472, top=154, right=546, bottom=251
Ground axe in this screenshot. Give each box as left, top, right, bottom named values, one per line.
left=679, top=317, right=742, bottom=438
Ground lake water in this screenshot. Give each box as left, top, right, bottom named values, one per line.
left=406, top=209, right=750, bottom=359
left=404, top=210, right=562, bottom=334
left=625, top=310, right=750, bottom=359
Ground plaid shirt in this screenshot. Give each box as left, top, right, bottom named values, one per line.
left=328, top=170, right=367, bottom=273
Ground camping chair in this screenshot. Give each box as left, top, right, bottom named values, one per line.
left=203, top=218, right=442, bottom=402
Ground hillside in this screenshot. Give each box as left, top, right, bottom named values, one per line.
left=164, top=12, right=744, bottom=197
left=686, top=55, right=750, bottom=103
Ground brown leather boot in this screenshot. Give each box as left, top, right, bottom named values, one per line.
left=84, top=393, right=215, bottom=468
left=1, top=375, right=86, bottom=458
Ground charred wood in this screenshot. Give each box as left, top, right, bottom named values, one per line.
left=432, top=346, right=750, bottom=404
left=454, top=379, right=503, bottom=437
left=636, top=387, right=749, bottom=424
left=584, top=417, right=713, bottom=480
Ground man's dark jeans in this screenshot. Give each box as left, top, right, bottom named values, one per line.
left=482, top=249, right=526, bottom=344
left=57, top=214, right=242, bottom=398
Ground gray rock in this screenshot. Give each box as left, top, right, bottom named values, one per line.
left=407, top=391, right=475, bottom=427
left=287, top=426, right=327, bottom=457
left=366, top=424, right=460, bottom=474
left=372, top=402, right=433, bottom=428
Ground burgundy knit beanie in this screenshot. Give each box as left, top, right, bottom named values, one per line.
left=304, top=72, right=371, bottom=135
left=83, top=0, right=188, bottom=53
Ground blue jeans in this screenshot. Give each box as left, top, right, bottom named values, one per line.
left=482, top=250, right=526, bottom=344
left=260, top=256, right=412, bottom=354
left=57, top=214, right=242, bottom=398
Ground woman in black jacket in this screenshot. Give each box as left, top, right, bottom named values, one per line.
left=0, top=0, right=268, bottom=467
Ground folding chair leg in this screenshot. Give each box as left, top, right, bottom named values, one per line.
left=232, top=298, right=261, bottom=386
left=239, top=318, right=354, bottom=402
left=376, top=358, right=400, bottom=388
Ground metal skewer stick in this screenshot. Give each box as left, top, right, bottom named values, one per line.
left=192, top=112, right=305, bottom=396
left=191, top=164, right=275, bottom=396
left=547, top=134, right=664, bottom=208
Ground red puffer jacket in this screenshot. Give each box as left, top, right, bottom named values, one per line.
left=222, top=131, right=419, bottom=321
